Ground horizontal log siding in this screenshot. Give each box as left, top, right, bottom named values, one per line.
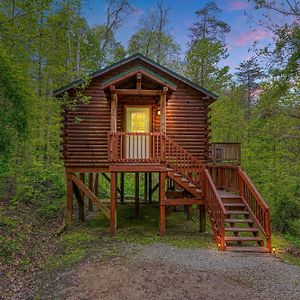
left=61, top=80, right=110, bottom=167
left=60, top=58, right=211, bottom=167
left=166, top=83, right=210, bottom=161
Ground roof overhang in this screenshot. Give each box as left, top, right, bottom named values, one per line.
left=53, top=53, right=218, bottom=100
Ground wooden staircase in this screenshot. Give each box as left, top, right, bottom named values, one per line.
left=167, top=169, right=202, bottom=198
left=204, top=166, right=271, bottom=253
left=220, top=190, right=269, bottom=253
left=162, top=136, right=271, bottom=253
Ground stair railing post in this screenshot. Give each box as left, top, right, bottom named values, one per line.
left=265, top=208, right=272, bottom=252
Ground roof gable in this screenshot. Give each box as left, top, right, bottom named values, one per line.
left=99, top=65, right=177, bottom=91
left=53, top=53, right=218, bottom=99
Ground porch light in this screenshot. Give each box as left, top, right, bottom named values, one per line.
left=272, top=247, right=276, bottom=254
left=157, top=109, right=161, bottom=115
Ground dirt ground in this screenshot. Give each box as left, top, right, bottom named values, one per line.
left=39, top=243, right=300, bottom=300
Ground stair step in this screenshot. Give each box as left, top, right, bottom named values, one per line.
left=196, top=188, right=201, bottom=193
left=225, top=227, right=259, bottom=232
left=224, top=203, right=245, bottom=207
left=188, top=183, right=196, bottom=188
left=181, top=178, right=189, bottom=182
left=174, top=173, right=181, bottom=177
left=226, top=246, right=269, bottom=253
left=218, top=191, right=240, bottom=199
left=225, top=236, right=263, bottom=242
left=226, top=210, right=249, bottom=215
left=225, top=218, right=254, bottom=224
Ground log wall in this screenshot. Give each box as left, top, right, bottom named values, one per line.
left=60, top=58, right=212, bottom=168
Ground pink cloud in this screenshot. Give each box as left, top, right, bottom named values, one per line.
left=228, top=1, right=249, bottom=11
left=234, top=29, right=273, bottom=46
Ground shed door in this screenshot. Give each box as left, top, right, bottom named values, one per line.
left=125, top=107, right=150, bottom=159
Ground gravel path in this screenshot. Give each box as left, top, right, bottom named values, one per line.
left=133, top=243, right=300, bottom=299
left=41, top=242, right=300, bottom=300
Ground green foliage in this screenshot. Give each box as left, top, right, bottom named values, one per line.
left=0, top=235, right=20, bottom=262
left=185, top=38, right=231, bottom=92
left=0, top=46, right=31, bottom=177
left=13, top=165, right=65, bottom=220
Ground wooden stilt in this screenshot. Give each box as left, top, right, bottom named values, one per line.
left=88, top=173, right=93, bottom=211
left=95, top=173, right=99, bottom=198
left=199, top=205, right=206, bottom=232
left=66, top=173, right=73, bottom=226
left=120, top=173, right=124, bottom=203
left=73, top=182, right=84, bottom=221
left=159, top=172, right=166, bottom=235
left=110, top=172, right=117, bottom=236
left=148, top=172, right=152, bottom=204
left=135, top=172, right=139, bottom=217
left=79, top=173, right=85, bottom=200
left=186, top=205, right=193, bottom=220
left=144, top=173, right=148, bottom=203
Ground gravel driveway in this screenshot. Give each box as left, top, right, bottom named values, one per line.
left=41, top=243, right=300, bottom=300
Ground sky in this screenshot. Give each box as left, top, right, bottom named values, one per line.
left=81, top=0, right=290, bottom=73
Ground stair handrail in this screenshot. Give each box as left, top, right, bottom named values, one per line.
left=204, top=169, right=226, bottom=250
left=237, top=167, right=271, bottom=251
left=164, top=135, right=204, bottom=188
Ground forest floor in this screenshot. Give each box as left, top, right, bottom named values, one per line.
left=1, top=204, right=300, bottom=299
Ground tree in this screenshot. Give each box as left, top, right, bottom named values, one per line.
left=236, top=58, right=264, bottom=106
left=127, top=0, right=180, bottom=69
left=185, top=1, right=231, bottom=91
left=189, top=1, right=230, bottom=44
left=99, top=0, right=133, bottom=68
left=0, top=45, right=30, bottom=177
left=185, top=39, right=230, bottom=91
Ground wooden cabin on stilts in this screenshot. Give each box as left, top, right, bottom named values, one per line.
left=55, top=54, right=271, bottom=253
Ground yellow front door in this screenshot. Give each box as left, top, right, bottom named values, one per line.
left=125, top=107, right=150, bottom=159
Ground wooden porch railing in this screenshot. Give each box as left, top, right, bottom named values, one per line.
left=108, top=131, right=163, bottom=163
left=207, top=165, right=271, bottom=251
left=108, top=131, right=203, bottom=188
left=204, top=169, right=226, bottom=250
left=164, top=135, right=203, bottom=188
left=209, top=142, right=241, bottom=165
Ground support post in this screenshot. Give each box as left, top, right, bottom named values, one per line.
left=88, top=173, right=93, bottom=211
left=110, top=85, right=117, bottom=132
left=160, top=87, right=168, bottom=162
left=148, top=173, right=152, bottom=204
left=79, top=173, right=85, bottom=199
left=144, top=173, right=148, bottom=202
left=186, top=205, right=193, bottom=220
left=135, top=172, right=139, bottom=217
left=95, top=173, right=99, bottom=198
left=199, top=205, right=206, bottom=232
left=73, top=182, right=84, bottom=221
left=120, top=173, right=124, bottom=203
left=110, top=172, right=117, bottom=236
left=159, top=171, right=166, bottom=235
left=66, top=173, right=73, bottom=226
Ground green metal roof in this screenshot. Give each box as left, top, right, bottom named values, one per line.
left=53, top=53, right=218, bottom=99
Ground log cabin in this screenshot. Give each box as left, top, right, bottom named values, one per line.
left=54, top=53, right=271, bottom=253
